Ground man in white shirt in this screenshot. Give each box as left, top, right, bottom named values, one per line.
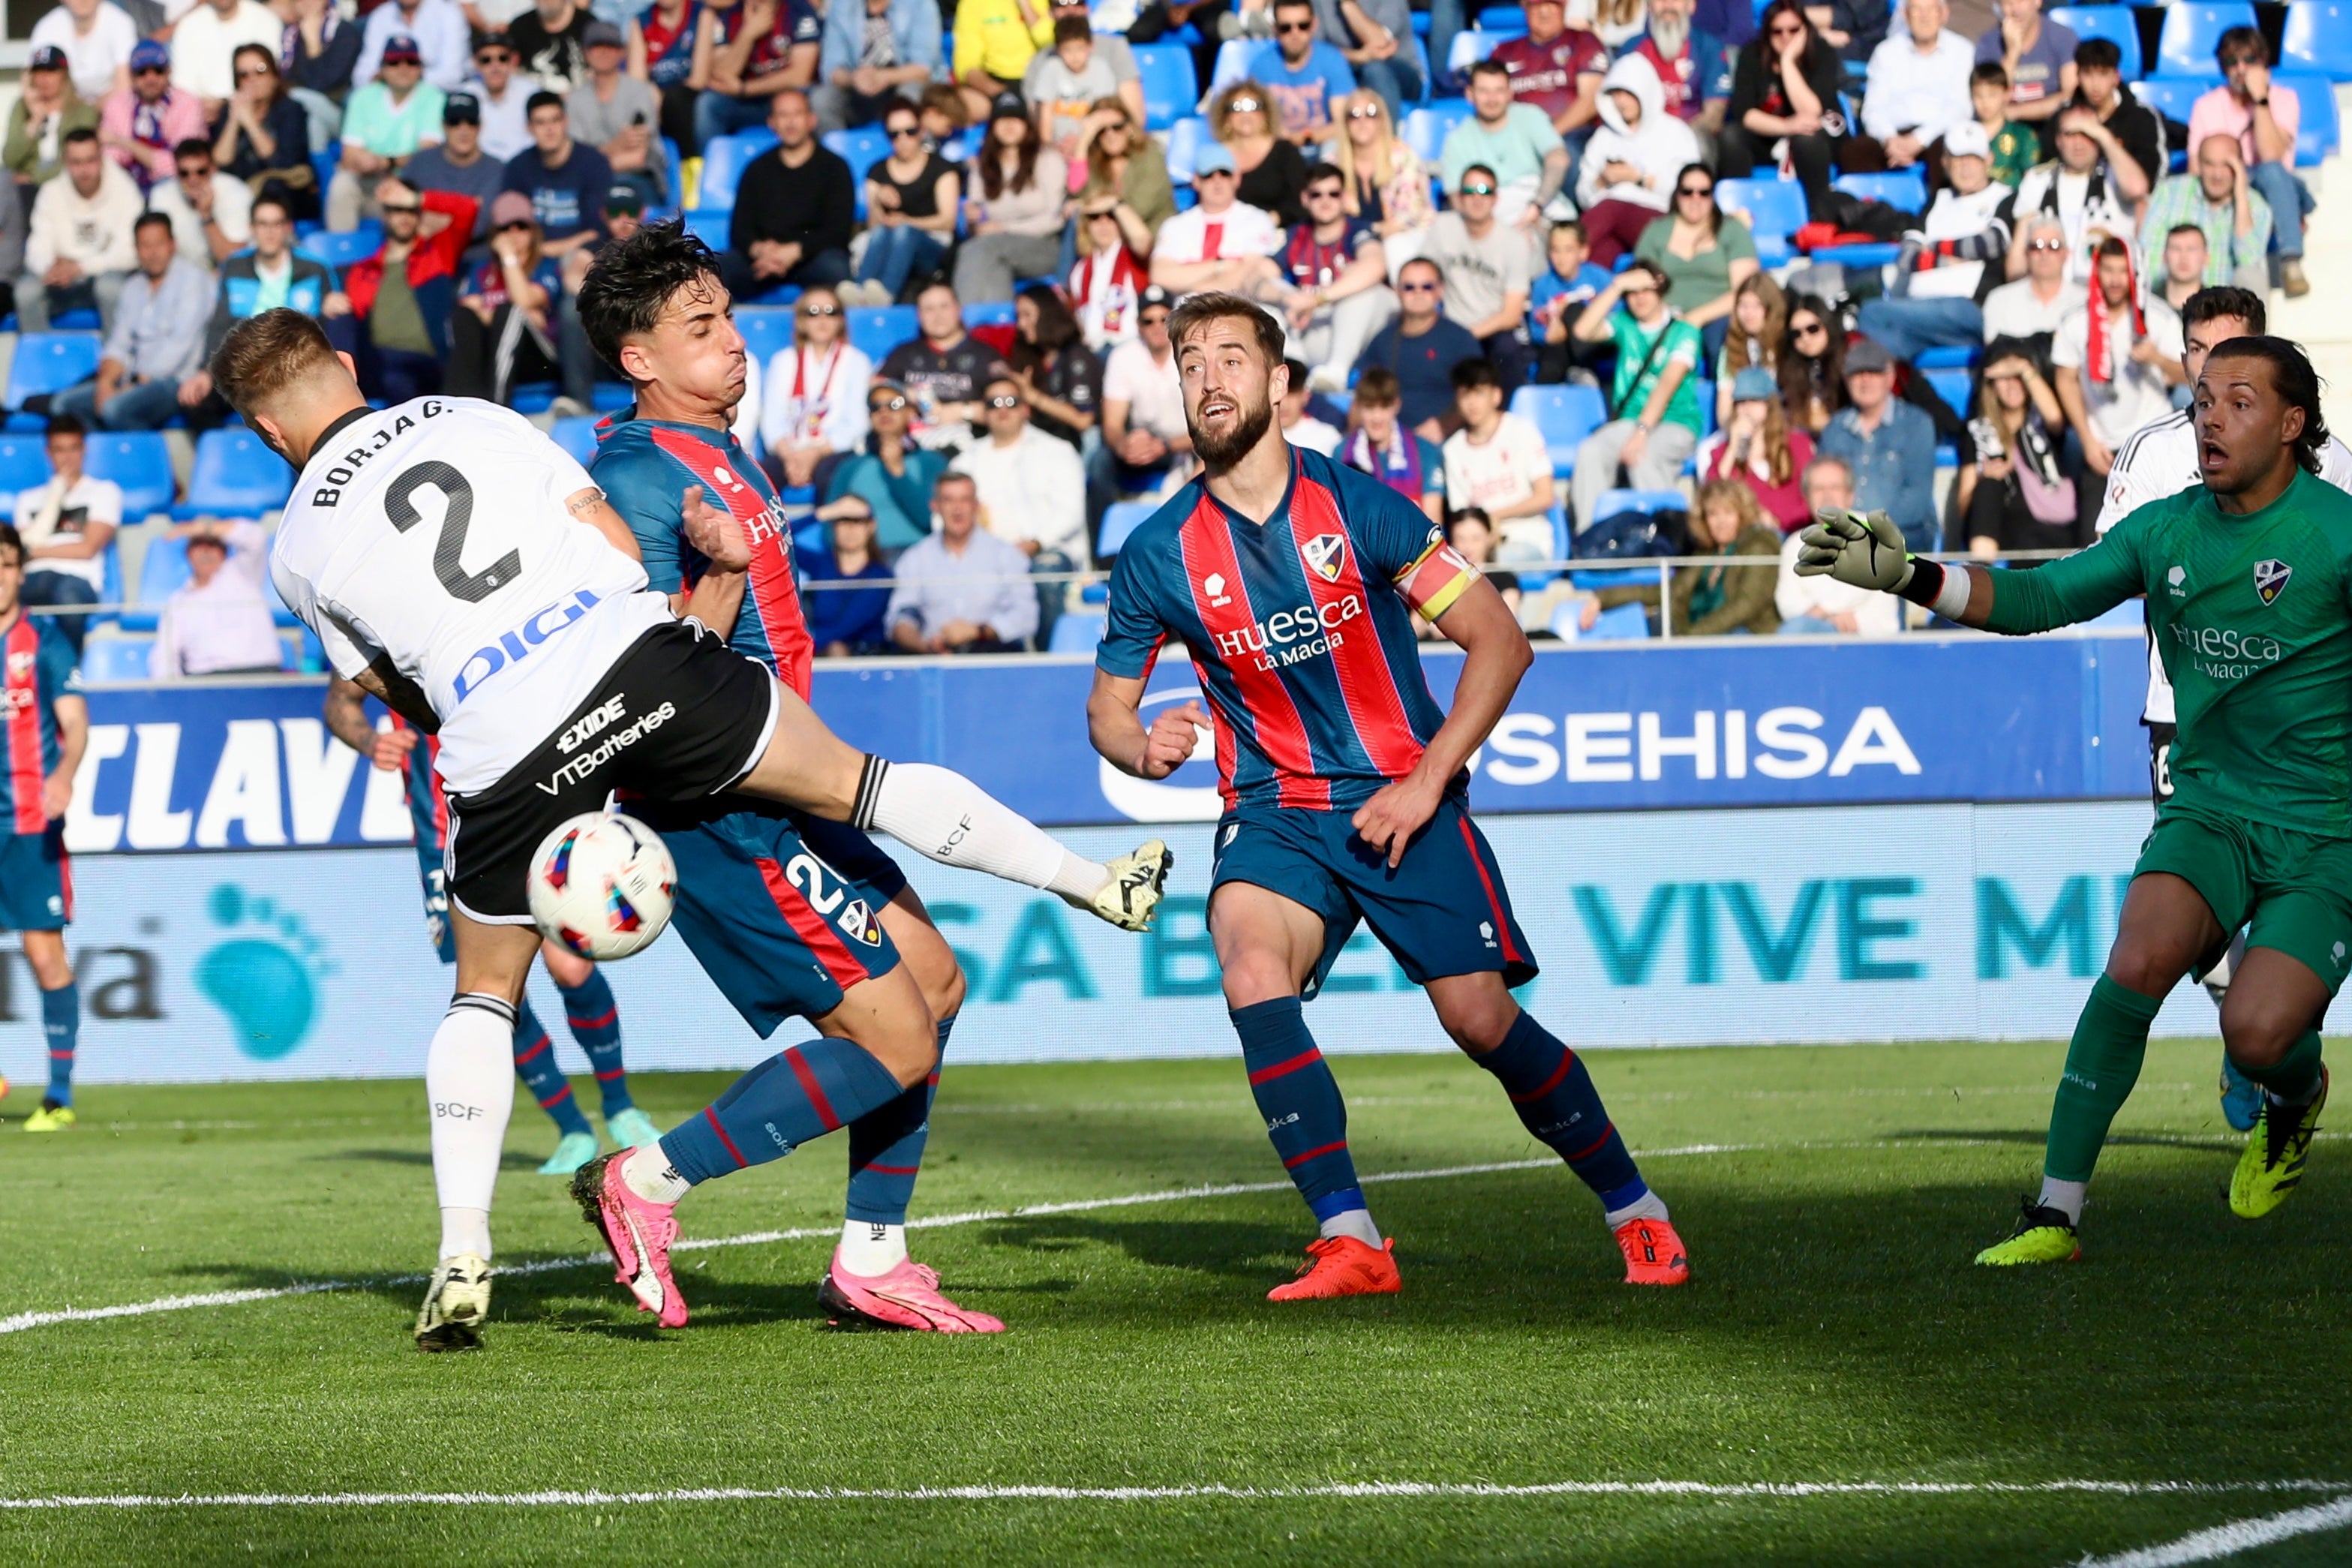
left=145, top=137, right=254, bottom=267
left=758, top=285, right=873, bottom=489
left=13, top=414, right=122, bottom=655
left=1440, top=356, right=1554, bottom=562
left=1775, top=455, right=1900, bottom=635
left=1858, top=0, right=1973, bottom=169
left=1096, top=285, right=1195, bottom=501
left=1853, top=122, right=2011, bottom=361
left=170, top=0, right=284, bottom=110
left=356, top=0, right=474, bottom=94
left=1148, top=145, right=1284, bottom=296
left=149, top=524, right=283, bottom=677
left=2053, top=233, right=2182, bottom=504
left=20, top=128, right=142, bottom=331
left=29, top=0, right=137, bottom=105
left=461, top=32, right=535, bottom=163
left=1981, top=212, right=2086, bottom=344
left=2008, top=114, right=2135, bottom=284
left=951, top=371, right=1089, bottom=634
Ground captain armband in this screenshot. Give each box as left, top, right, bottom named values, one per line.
left=1396, top=537, right=1479, bottom=623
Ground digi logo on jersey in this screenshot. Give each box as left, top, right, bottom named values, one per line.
left=1211, top=594, right=1364, bottom=671
left=452, top=587, right=604, bottom=701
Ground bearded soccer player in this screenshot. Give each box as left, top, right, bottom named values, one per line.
left=0, top=524, right=87, bottom=1132
left=214, top=308, right=1169, bottom=1349
left=1800, top=336, right=2347, bottom=1265
left=1088, top=292, right=1689, bottom=1299
left=325, top=679, right=661, bottom=1174
left=2095, top=290, right=2352, bottom=1133
left=566, top=223, right=1176, bottom=1332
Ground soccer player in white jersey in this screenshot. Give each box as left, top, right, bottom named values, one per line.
left=2096, top=287, right=2352, bottom=1130
left=211, top=308, right=1171, bottom=1350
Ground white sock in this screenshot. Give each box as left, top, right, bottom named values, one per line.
left=1605, top=1189, right=1671, bottom=1229
left=1318, top=1207, right=1382, bottom=1246
left=428, top=993, right=518, bottom=1261
left=621, top=1143, right=691, bottom=1204
left=858, top=759, right=1107, bottom=899
left=2038, top=1178, right=2086, bottom=1224
left=837, top=1218, right=909, bottom=1275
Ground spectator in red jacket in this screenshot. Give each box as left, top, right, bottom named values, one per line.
left=326, top=179, right=477, bottom=403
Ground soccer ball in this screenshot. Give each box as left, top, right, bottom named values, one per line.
left=527, top=813, right=677, bottom=960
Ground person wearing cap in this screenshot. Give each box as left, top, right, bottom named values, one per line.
left=461, top=32, right=535, bottom=163
left=1146, top=142, right=1284, bottom=296
left=1696, top=363, right=1817, bottom=531
left=98, top=38, right=204, bottom=192
left=28, top=0, right=138, bottom=108
left=170, top=0, right=287, bottom=110
left=329, top=35, right=449, bottom=231
left=149, top=522, right=281, bottom=680
left=446, top=188, right=566, bottom=406
left=725, top=89, right=855, bottom=296
left=698, top=0, right=826, bottom=148
left=215, top=44, right=320, bottom=221
left=567, top=20, right=668, bottom=207
left=953, top=92, right=1066, bottom=302
left=949, top=0, right=1054, bottom=126
left=323, top=179, right=478, bottom=403
left=816, top=0, right=947, bottom=135
left=6, top=46, right=100, bottom=188
left=21, top=127, right=139, bottom=332
left=403, top=91, right=507, bottom=245
left=1816, top=335, right=1941, bottom=551
left=354, top=0, right=473, bottom=93
left=601, top=181, right=646, bottom=242
left=146, top=137, right=257, bottom=269
left=1854, top=0, right=1972, bottom=173
left=1854, top=119, right=2014, bottom=364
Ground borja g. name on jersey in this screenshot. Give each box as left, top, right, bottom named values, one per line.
left=269, top=397, right=673, bottom=795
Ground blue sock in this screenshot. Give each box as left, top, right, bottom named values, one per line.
left=1473, top=1011, right=1645, bottom=1208
left=555, top=969, right=632, bottom=1117
left=41, top=982, right=77, bottom=1108
left=511, top=999, right=593, bottom=1138
left=1232, top=998, right=1365, bottom=1222
left=659, top=1037, right=906, bottom=1186
left=846, top=1014, right=952, bottom=1225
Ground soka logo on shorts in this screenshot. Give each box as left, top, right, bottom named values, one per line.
left=557, top=695, right=628, bottom=753
left=537, top=699, right=677, bottom=795
left=2254, top=558, right=2292, bottom=606
left=453, top=588, right=602, bottom=702
left=1300, top=533, right=1347, bottom=584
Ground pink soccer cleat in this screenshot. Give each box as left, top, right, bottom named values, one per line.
left=571, top=1152, right=689, bottom=1328
left=817, top=1249, right=1006, bottom=1332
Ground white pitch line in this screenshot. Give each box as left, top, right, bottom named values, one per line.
left=2071, top=1494, right=2352, bottom=1566
left=0, top=1479, right=2345, bottom=1512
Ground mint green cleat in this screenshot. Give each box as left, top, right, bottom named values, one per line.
left=1973, top=1199, right=2081, bottom=1266
left=605, top=1107, right=664, bottom=1150
left=537, top=1130, right=601, bottom=1176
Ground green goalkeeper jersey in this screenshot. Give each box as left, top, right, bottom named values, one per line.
left=1981, top=467, right=2352, bottom=837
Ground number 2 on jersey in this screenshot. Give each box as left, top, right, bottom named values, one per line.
left=386, top=461, right=521, bottom=602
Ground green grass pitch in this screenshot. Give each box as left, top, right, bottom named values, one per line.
left=0, top=1039, right=2347, bottom=1566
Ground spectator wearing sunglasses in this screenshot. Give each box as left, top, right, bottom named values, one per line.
left=404, top=91, right=506, bottom=245
left=1440, top=59, right=1568, bottom=229
left=1275, top=163, right=1396, bottom=394
left=351, top=0, right=473, bottom=95
left=1149, top=142, right=1285, bottom=296
left=323, top=178, right=476, bottom=403
left=329, top=35, right=446, bottom=232
left=215, top=44, right=318, bottom=221
left=1423, top=162, right=1535, bottom=389
left=446, top=188, right=566, bottom=406
left=174, top=0, right=290, bottom=110
left=461, top=33, right=534, bottom=163
left=949, top=370, right=1088, bottom=638
left=1981, top=214, right=2084, bottom=350
left=1351, top=255, right=1485, bottom=439
left=1632, top=161, right=1755, bottom=365
left=760, top=286, right=873, bottom=493
left=1250, top=0, right=1355, bottom=146
left=2188, top=26, right=2311, bottom=297
left=846, top=103, right=961, bottom=306
left=1720, top=0, right=1843, bottom=218
left=1208, top=79, right=1311, bottom=226
left=826, top=380, right=952, bottom=548
left=99, top=40, right=203, bottom=192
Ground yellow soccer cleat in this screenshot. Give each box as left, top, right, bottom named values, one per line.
left=23, top=1102, right=76, bottom=1134
left=2230, top=1068, right=2327, bottom=1220
left=1086, top=840, right=1173, bottom=933
left=1973, top=1199, right=2080, bottom=1266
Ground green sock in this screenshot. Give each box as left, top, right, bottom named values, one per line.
left=2236, top=1029, right=2324, bottom=1105
left=2044, top=974, right=2162, bottom=1183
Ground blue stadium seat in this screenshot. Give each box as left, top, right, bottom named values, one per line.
left=1164, top=116, right=1212, bottom=180
left=1811, top=240, right=1901, bottom=269
left=85, top=432, right=174, bottom=518
left=1478, top=5, right=1526, bottom=29
left=1401, top=101, right=1474, bottom=164
left=1834, top=169, right=1927, bottom=213
left=1509, top=383, right=1607, bottom=473
left=683, top=207, right=731, bottom=248
left=2283, top=72, right=2340, bottom=163
left=178, top=427, right=293, bottom=518
left=5, top=333, right=101, bottom=425
left=0, top=435, right=52, bottom=518
left=1553, top=599, right=1650, bottom=640
left=734, top=305, right=796, bottom=368
left=123, top=534, right=190, bottom=632
left=1047, top=611, right=1106, bottom=651
left=2133, top=74, right=2209, bottom=126
left=2155, top=2, right=2253, bottom=80
left=697, top=129, right=777, bottom=209
left=79, top=632, right=155, bottom=683
left=298, top=223, right=382, bottom=273
left=2283, top=1, right=2352, bottom=80
left=824, top=125, right=891, bottom=217
left=1134, top=44, right=1200, bottom=129
left=1921, top=367, right=1974, bottom=420
left=1210, top=37, right=1260, bottom=93
left=963, top=301, right=1017, bottom=327
left=1098, top=500, right=1156, bottom=557
left=1594, top=488, right=1687, bottom=519
left=1448, top=26, right=1523, bottom=73
left=846, top=304, right=918, bottom=359
left=2050, top=7, right=2141, bottom=80
left=1913, top=344, right=1982, bottom=369
left=1410, top=32, right=1434, bottom=102
left=1714, top=176, right=1807, bottom=245
left=549, top=416, right=600, bottom=467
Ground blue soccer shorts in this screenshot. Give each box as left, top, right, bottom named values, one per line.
left=0, top=825, right=71, bottom=932
left=646, top=796, right=906, bottom=1036
left=1209, top=796, right=1536, bottom=999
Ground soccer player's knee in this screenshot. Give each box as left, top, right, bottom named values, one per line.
left=2220, top=999, right=2303, bottom=1069
left=1219, top=948, right=1301, bottom=1008
left=2104, top=939, right=2194, bottom=999
left=864, top=1013, right=941, bottom=1089
left=1434, top=990, right=1518, bottom=1055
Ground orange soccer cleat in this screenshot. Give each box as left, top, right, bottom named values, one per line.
left=1266, top=1236, right=1402, bottom=1301
left=1614, top=1217, right=1690, bottom=1286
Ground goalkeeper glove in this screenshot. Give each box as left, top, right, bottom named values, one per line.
left=1794, top=509, right=1912, bottom=593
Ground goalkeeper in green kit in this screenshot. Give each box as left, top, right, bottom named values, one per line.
left=1798, top=337, right=2346, bottom=1265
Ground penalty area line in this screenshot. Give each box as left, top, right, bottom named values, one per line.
left=0, top=1479, right=2347, bottom=1513
left=2071, top=1494, right=2352, bottom=1567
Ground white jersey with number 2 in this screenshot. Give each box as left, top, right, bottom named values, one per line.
left=2095, top=411, right=2352, bottom=724
left=270, top=396, right=675, bottom=795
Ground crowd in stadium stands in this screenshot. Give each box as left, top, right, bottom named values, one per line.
left=0, top=0, right=2330, bottom=668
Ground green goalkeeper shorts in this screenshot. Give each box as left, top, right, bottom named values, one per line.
left=2134, top=800, right=2352, bottom=995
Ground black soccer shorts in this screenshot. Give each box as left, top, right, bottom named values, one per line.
left=443, top=620, right=779, bottom=925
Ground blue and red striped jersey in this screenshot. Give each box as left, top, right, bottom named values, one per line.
left=1, top=613, right=80, bottom=835
left=1099, top=446, right=1479, bottom=811
left=1281, top=217, right=1376, bottom=293
left=591, top=410, right=816, bottom=698
left=395, top=715, right=449, bottom=851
